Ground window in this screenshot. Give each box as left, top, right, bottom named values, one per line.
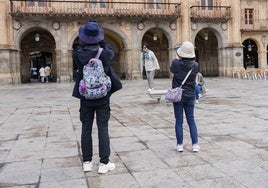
left=245, top=9, right=254, bottom=24
left=28, top=0, right=45, bottom=7
left=91, top=0, right=106, bottom=8
left=201, top=0, right=213, bottom=10
left=148, top=0, right=162, bottom=9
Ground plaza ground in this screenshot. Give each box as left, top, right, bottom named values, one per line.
left=0, top=78, right=267, bottom=188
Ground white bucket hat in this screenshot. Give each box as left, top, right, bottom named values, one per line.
left=177, top=41, right=195, bottom=58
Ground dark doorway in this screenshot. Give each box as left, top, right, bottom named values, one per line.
left=195, top=29, right=218, bottom=76
left=242, top=39, right=258, bottom=69
left=20, top=29, right=56, bottom=83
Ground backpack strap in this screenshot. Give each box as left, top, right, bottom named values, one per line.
left=95, top=47, right=103, bottom=59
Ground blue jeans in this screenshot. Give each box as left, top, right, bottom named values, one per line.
left=80, top=101, right=111, bottom=164
left=173, top=99, right=198, bottom=145
left=195, top=85, right=201, bottom=100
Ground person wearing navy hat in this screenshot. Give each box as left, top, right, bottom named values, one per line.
left=72, top=21, right=121, bottom=174
left=78, top=21, right=104, bottom=44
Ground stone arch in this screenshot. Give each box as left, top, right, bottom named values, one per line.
left=139, top=23, right=177, bottom=49
left=192, top=24, right=227, bottom=48
left=15, top=23, right=58, bottom=83
left=191, top=24, right=226, bottom=76
left=15, top=22, right=60, bottom=50
left=242, top=38, right=259, bottom=68
left=68, top=25, right=129, bottom=50
left=139, top=23, right=176, bottom=78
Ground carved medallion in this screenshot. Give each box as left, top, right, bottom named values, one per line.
left=52, top=22, right=60, bottom=30
left=13, top=20, right=21, bottom=30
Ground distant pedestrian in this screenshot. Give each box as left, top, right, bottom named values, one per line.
left=140, top=44, right=160, bottom=92
left=170, top=41, right=200, bottom=152
left=196, top=71, right=208, bottom=94
left=39, top=66, right=45, bottom=83
left=44, top=65, right=51, bottom=82
left=72, top=21, right=122, bottom=174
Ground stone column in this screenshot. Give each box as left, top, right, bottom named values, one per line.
left=229, top=0, right=241, bottom=46
left=179, top=1, right=190, bottom=41
left=124, top=48, right=141, bottom=80
left=258, top=50, right=267, bottom=68
left=55, top=49, right=71, bottom=83
left=219, top=46, right=243, bottom=77
left=167, top=47, right=177, bottom=78
left=0, top=0, right=8, bottom=46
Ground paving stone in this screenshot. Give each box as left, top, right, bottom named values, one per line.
left=0, top=78, right=267, bottom=187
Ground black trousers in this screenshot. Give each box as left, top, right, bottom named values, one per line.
left=80, top=100, right=110, bottom=164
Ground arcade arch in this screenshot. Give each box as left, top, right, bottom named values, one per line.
left=195, top=28, right=219, bottom=76
left=20, top=28, right=56, bottom=83
left=141, top=27, right=171, bottom=78
left=242, top=39, right=259, bottom=69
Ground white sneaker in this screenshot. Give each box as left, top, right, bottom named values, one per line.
left=146, top=88, right=151, bottom=93
left=192, top=144, right=200, bottom=152
left=198, top=94, right=202, bottom=98
left=196, top=100, right=199, bottom=104
left=176, top=144, right=183, bottom=152
left=83, top=161, right=93, bottom=172
left=98, top=162, right=116, bottom=174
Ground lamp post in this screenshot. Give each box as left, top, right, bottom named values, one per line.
left=248, top=40, right=252, bottom=51
left=204, top=33, right=208, bottom=41
left=35, top=34, right=40, bottom=42
left=153, top=33, right=157, bottom=41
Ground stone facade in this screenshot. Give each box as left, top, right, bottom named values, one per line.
left=0, top=0, right=267, bottom=85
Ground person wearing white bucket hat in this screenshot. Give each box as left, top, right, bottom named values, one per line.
left=170, top=41, right=200, bottom=152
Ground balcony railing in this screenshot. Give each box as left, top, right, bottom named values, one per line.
left=190, top=6, right=231, bottom=22
left=10, top=0, right=180, bottom=20
left=240, top=19, right=268, bottom=31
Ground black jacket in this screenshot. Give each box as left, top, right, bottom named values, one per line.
left=72, top=41, right=114, bottom=106
left=170, top=58, right=199, bottom=100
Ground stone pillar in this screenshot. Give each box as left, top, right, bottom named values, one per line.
left=258, top=50, right=267, bottom=68
left=180, top=1, right=190, bottom=41
left=219, top=46, right=243, bottom=77
left=167, top=47, right=177, bottom=78
left=55, top=49, right=71, bottom=83
left=0, top=49, right=21, bottom=85
left=0, top=0, right=8, bottom=46
left=229, top=0, right=241, bottom=45
left=125, top=48, right=141, bottom=80
left=68, top=49, right=74, bottom=82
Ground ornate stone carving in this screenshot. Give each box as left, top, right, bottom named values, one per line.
left=137, top=22, right=144, bottom=30
left=52, top=22, right=60, bottom=30
left=13, top=20, right=21, bottom=30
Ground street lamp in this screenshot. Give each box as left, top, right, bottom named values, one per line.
left=35, top=34, right=40, bottom=42
left=153, top=33, right=157, bottom=41
left=248, top=40, right=252, bottom=51
left=204, top=33, right=208, bottom=41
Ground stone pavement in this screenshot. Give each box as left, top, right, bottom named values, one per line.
left=0, top=78, right=268, bottom=188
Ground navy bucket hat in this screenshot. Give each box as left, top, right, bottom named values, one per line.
left=79, top=21, right=104, bottom=44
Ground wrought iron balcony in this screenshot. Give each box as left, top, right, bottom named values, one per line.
left=240, top=19, right=268, bottom=31
left=190, top=6, right=231, bottom=22
left=9, top=0, right=180, bottom=20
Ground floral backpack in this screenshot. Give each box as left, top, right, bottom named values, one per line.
left=79, top=47, right=111, bottom=99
